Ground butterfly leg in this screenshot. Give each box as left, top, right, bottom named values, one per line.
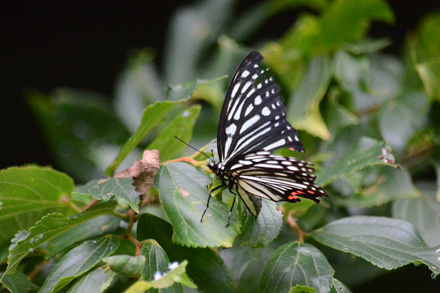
left=201, top=184, right=223, bottom=223
left=225, top=194, right=236, bottom=227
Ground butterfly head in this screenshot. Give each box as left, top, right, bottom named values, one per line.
left=208, top=161, right=227, bottom=182
left=207, top=161, right=216, bottom=172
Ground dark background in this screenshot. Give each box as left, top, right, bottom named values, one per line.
left=1, top=1, right=440, bottom=291
left=1, top=0, right=439, bottom=170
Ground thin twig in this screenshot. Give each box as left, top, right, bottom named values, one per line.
left=124, top=209, right=142, bottom=255
left=287, top=212, right=304, bottom=243
left=81, top=199, right=99, bottom=212
left=28, top=260, right=48, bottom=281
left=164, top=157, right=201, bottom=166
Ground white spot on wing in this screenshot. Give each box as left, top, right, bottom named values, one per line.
left=262, top=107, right=271, bottom=116
left=230, top=163, right=243, bottom=170
left=241, top=70, right=250, bottom=78
left=234, top=101, right=245, bottom=120
left=255, top=163, right=283, bottom=169
left=245, top=104, right=254, bottom=116
left=254, top=96, right=262, bottom=105
left=247, top=88, right=255, bottom=98
left=241, top=82, right=252, bottom=94
left=224, top=137, right=232, bottom=156
left=241, top=115, right=260, bottom=133
left=231, top=83, right=240, bottom=98
left=226, top=124, right=237, bottom=136
left=263, top=139, right=285, bottom=151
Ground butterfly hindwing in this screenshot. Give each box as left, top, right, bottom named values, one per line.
left=217, top=51, right=304, bottom=165
left=228, top=152, right=325, bottom=209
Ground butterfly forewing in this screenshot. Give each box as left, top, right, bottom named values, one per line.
left=217, top=51, right=304, bottom=165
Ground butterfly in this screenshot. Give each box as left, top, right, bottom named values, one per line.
left=203, top=51, right=327, bottom=226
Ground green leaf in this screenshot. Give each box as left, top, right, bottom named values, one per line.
left=103, top=255, right=145, bottom=279
left=2, top=201, right=117, bottom=276
left=334, top=167, right=418, bottom=208
left=325, top=91, right=359, bottom=137
left=66, top=266, right=115, bottom=293
left=125, top=260, right=196, bottom=293
left=297, top=204, right=328, bottom=233
left=137, top=214, right=233, bottom=293
left=436, top=160, right=440, bottom=202
left=290, top=285, right=316, bottom=293
left=166, top=80, right=210, bottom=101
left=333, top=50, right=369, bottom=95
left=0, top=166, right=74, bottom=245
left=45, top=214, right=121, bottom=259
left=39, top=236, right=119, bottom=293
left=316, top=137, right=395, bottom=187
left=28, top=89, right=131, bottom=182
left=237, top=200, right=283, bottom=248
left=287, top=57, right=333, bottom=140
left=260, top=242, right=335, bottom=292
left=141, top=240, right=183, bottom=293
left=417, top=12, right=440, bottom=58
left=311, top=216, right=440, bottom=276
left=334, top=52, right=403, bottom=110
left=220, top=243, right=275, bottom=292
left=413, top=12, right=440, bottom=101
left=0, top=272, right=39, bottom=293
left=106, top=100, right=185, bottom=176
left=155, top=162, right=240, bottom=248
left=392, top=184, right=440, bottom=247
left=379, top=92, right=428, bottom=152
left=345, top=38, right=391, bottom=54
left=330, top=278, right=352, bottom=293
left=115, top=50, right=165, bottom=131
left=164, top=0, right=233, bottom=84
left=148, top=105, right=201, bottom=161
left=75, top=177, right=140, bottom=212
left=281, top=0, right=394, bottom=55
left=366, top=53, right=404, bottom=102
left=416, top=60, right=440, bottom=101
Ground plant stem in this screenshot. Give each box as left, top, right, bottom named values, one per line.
left=28, top=260, right=48, bottom=281
left=287, top=212, right=305, bottom=243
left=81, top=199, right=99, bottom=212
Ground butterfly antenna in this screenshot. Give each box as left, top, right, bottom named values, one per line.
left=174, top=136, right=211, bottom=160
left=211, top=149, right=216, bottom=162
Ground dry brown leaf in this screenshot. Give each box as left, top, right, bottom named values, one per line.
left=115, top=150, right=161, bottom=196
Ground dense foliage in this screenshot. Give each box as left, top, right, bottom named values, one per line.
left=1, top=0, right=440, bottom=292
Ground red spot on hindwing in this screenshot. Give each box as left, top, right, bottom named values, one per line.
left=289, top=147, right=295, bottom=151
left=288, top=191, right=299, bottom=200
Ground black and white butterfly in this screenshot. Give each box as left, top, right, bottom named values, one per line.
left=203, top=51, right=327, bottom=226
